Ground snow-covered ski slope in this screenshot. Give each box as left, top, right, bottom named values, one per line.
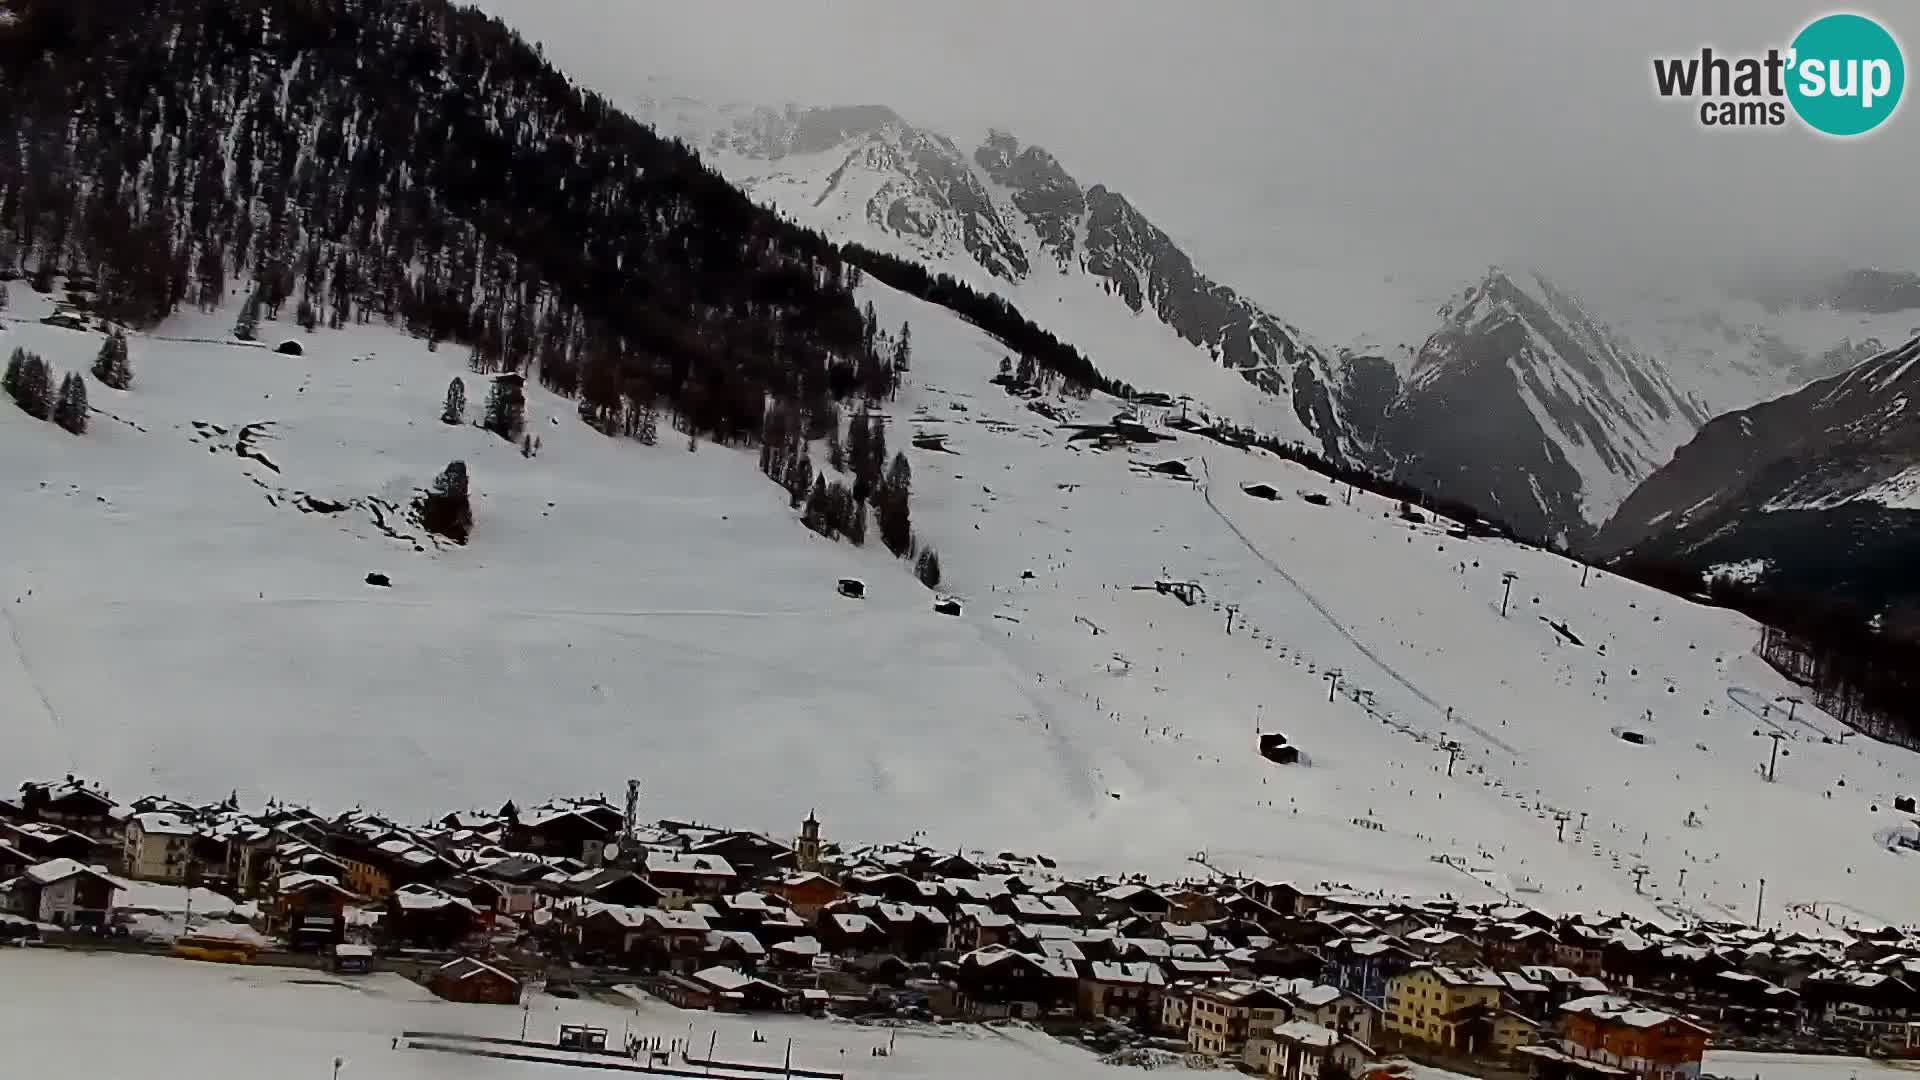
left=4, top=282, right=1918, bottom=931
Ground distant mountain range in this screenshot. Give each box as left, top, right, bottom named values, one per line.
left=1597, top=334, right=1920, bottom=615
left=643, top=99, right=1920, bottom=556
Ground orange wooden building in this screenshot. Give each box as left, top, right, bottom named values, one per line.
left=1541, top=994, right=1709, bottom=1080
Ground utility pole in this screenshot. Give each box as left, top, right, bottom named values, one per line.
left=1500, top=571, right=1518, bottom=618
left=1631, top=866, right=1649, bottom=894
left=1762, top=732, right=1785, bottom=782
left=1327, top=670, right=1342, bottom=703
left=1224, top=604, right=1240, bottom=636
left=1554, top=812, right=1571, bottom=842
left=1442, top=742, right=1462, bottom=777
left=1677, top=867, right=1687, bottom=891
left=1580, top=564, right=1591, bottom=588
left=1755, top=877, right=1766, bottom=927
left=332, top=1057, right=345, bottom=1080
left=1578, top=811, right=1589, bottom=831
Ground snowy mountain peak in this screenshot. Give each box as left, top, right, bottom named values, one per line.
left=638, top=97, right=1367, bottom=460
left=1385, top=267, right=1711, bottom=546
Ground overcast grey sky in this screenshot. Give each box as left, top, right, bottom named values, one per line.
left=474, top=1, right=1917, bottom=299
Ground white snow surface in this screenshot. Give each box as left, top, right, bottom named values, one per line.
left=0, top=949, right=1191, bottom=1080
left=4, top=281, right=1920, bottom=929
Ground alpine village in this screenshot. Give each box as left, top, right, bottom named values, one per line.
left=3, top=774, right=1918, bottom=1080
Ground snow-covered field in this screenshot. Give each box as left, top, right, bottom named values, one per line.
left=5, top=278, right=1920, bottom=929
left=0, top=951, right=1907, bottom=1080
left=0, top=949, right=1167, bottom=1080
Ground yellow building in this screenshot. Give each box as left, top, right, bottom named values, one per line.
left=1385, top=966, right=1506, bottom=1051
left=1489, top=1010, right=1540, bottom=1057
left=339, top=855, right=393, bottom=901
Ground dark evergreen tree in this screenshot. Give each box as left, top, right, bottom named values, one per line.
left=803, top=476, right=831, bottom=535
left=1, top=347, right=26, bottom=406
left=441, top=378, right=466, bottom=425
left=827, top=416, right=845, bottom=472
left=915, top=548, right=942, bottom=590
left=894, top=321, right=912, bottom=372
left=879, top=451, right=913, bottom=556
left=10, top=352, right=53, bottom=420
left=92, top=331, right=132, bottom=390
left=844, top=493, right=867, bottom=546
left=417, top=460, right=473, bottom=544
left=482, top=376, right=525, bottom=441
left=846, top=412, right=873, bottom=498
left=786, top=453, right=813, bottom=510
left=53, top=373, right=88, bottom=434
left=636, top=401, right=659, bottom=446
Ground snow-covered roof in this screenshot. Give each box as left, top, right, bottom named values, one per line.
left=1090, top=961, right=1165, bottom=985
left=23, top=859, right=114, bottom=886
left=645, top=850, right=736, bottom=878
left=1039, top=939, right=1085, bottom=962
left=132, top=812, right=197, bottom=837
left=644, top=908, right=711, bottom=933
left=773, top=936, right=822, bottom=957
left=1292, top=984, right=1347, bottom=1008
left=1560, top=994, right=1707, bottom=1032
left=707, top=930, right=766, bottom=957
left=391, top=887, right=479, bottom=915
left=693, top=966, right=759, bottom=992
left=1426, top=966, right=1505, bottom=988
left=1273, top=1020, right=1339, bottom=1048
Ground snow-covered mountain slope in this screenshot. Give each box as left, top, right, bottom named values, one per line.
left=1377, top=269, right=1709, bottom=548
left=1596, top=335, right=1920, bottom=614
left=10, top=280, right=1919, bottom=930
left=644, top=99, right=1920, bottom=554
left=642, top=99, right=1375, bottom=462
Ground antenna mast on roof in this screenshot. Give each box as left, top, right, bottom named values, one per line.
left=624, top=778, right=641, bottom=853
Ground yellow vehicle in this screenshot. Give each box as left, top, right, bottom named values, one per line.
left=171, top=934, right=260, bottom=964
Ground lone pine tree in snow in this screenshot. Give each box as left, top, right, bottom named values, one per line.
left=53, top=372, right=88, bottom=434
left=440, top=377, right=466, bottom=425
left=92, top=331, right=132, bottom=390
left=482, top=375, right=525, bottom=440
left=915, top=548, right=942, bottom=589
left=417, top=460, right=473, bottom=544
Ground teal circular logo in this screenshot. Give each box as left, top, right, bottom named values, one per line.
left=1787, top=13, right=1905, bottom=136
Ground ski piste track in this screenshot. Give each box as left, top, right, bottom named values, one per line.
left=2, top=598, right=71, bottom=774
left=1198, top=460, right=1524, bottom=761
